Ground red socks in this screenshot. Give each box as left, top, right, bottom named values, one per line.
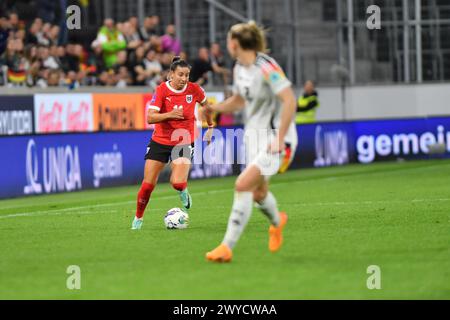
left=135, top=182, right=155, bottom=219
left=172, top=182, right=187, bottom=192
left=135, top=182, right=186, bottom=219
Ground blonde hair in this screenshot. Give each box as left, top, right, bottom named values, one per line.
left=228, top=20, right=267, bottom=53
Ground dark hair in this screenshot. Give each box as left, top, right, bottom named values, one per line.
left=170, top=56, right=191, bottom=71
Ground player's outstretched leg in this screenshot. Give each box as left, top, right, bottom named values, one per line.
left=171, top=160, right=193, bottom=211
left=132, top=182, right=155, bottom=230
left=268, top=211, right=288, bottom=252
left=254, top=183, right=288, bottom=252
left=131, top=159, right=163, bottom=230
left=173, top=182, right=192, bottom=210
left=206, top=165, right=262, bottom=263
left=206, top=191, right=254, bottom=262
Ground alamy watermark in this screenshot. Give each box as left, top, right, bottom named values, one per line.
left=166, top=128, right=284, bottom=176
left=66, top=265, right=81, bottom=290
left=367, top=5, right=381, bottom=30
left=66, top=5, right=81, bottom=30
left=366, top=265, right=381, bottom=289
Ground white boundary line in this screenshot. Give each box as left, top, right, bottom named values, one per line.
left=1, top=193, right=448, bottom=220
left=0, top=190, right=227, bottom=219
left=1, top=162, right=449, bottom=220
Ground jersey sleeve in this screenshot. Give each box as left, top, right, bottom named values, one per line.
left=259, top=58, right=291, bottom=95
left=232, top=65, right=240, bottom=95
left=147, top=85, right=165, bottom=111
left=195, top=84, right=207, bottom=104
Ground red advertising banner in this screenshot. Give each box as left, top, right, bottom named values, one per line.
left=142, top=93, right=155, bottom=130
left=92, top=93, right=145, bottom=131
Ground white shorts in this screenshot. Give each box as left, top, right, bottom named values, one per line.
left=249, top=143, right=297, bottom=179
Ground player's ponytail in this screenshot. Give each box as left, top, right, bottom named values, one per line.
left=229, top=20, right=267, bottom=53
left=170, top=56, right=191, bottom=72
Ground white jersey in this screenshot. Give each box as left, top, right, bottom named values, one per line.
left=233, top=53, right=298, bottom=162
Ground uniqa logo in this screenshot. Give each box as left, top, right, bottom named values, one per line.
left=23, top=139, right=82, bottom=195
left=314, top=125, right=349, bottom=167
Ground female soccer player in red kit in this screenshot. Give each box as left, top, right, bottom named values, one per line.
left=131, top=57, right=214, bottom=230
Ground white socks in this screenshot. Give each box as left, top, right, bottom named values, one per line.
left=222, top=191, right=281, bottom=249
left=255, top=192, right=280, bottom=227
left=222, top=191, right=253, bottom=249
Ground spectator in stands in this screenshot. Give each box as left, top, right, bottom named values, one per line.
left=65, top=43, right=82, bottom=73
left=210, top=42, right=229, bottom=85
left=159, top=51, right=173, bottom=82
left=55, top=45, right=68, bottom=71
left=33, top=17, right=43, bottom=32
left=48, top=25, right=60, bottom=46
left=37, top=22, right=51, bottom=46
left=46, top=68, right=62, bottom=86
left=149, top=34, right=162, bottom=53
left=25, top=20, right=40, bottom=45
left=161, top=24, right=181, bottom=55
left=122, top=21, right=142, bottom=52
left=94, top=18, right=127, bottom=69
left=190, top=47, right=229, bottom=86
left=128, top=16, right=144, bottom=41
left=8, top=12, right=20, bottom=33
left=38, top=44, right=59, bottom=69
left=26, top=60, right=41, bottom=87
left=24, top=43, right=38, bottom=61
left=116, top=65, right=133, bottom=88
left=64, top=70, right=80, bottom=89
left=151, top=15, right=162, bottom=35
left=210, top=42, right=226, bottom=68
left=0, top=38, right=27, bottom=86
left=35, top=65, right=64, bottom=88
left=91, top=43, right=106, bottom=76
left=180, top=51, right=188, bottom=62
left=98, top=69, right=116, bottom=86
left=126, top=44, right=145, bottom=85
left=134, top=49, right=162, bottom=89
left=0, top=12, right=232, bottom=91
left=113, top=50, right=127, bottom=70
left=140, top=15, right=161, bottom=40
left=0, top=15, right=9, bottom=55
left=296, top=80, right=320, bottom=124
left=20, top=44, right=39, bottom=86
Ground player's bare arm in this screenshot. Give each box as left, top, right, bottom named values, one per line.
left=269, top=86, right=297, bottom=153
left=207, top=94, right=245, bottom=114
left=147, top=108, right=184, bottom=124
left=200, top=99, right=215, bottom=145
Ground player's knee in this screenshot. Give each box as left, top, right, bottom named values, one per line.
left=143, top=169, right=159, bottom=185
left=172, top=181, right=187, bottom=191
left=143, top=176, right=157, bottom=185
left=253, top=189, right=267, bottom=203
left=170, top=175, right=183, bottom=186
left=235, top=179, right=249, bottom=192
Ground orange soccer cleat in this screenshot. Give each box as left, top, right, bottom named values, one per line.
left=269, top=212, right=288, bottom=252
left=205, top=243, right=233, bottom=263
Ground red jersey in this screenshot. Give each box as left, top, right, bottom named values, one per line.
left=147, top=81, right=207, bottom=146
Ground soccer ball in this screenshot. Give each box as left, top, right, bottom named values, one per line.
left=164, top=208, right=189, bottom=229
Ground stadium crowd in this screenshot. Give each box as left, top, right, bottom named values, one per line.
left=0, top=11, right=229, bottom=90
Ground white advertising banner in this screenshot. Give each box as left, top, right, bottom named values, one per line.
left=34, top=94, right=94, bottom=133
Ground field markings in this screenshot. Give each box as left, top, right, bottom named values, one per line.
left=0, top=191, right=449, bottom=220
left=1, top=161, right=450, bottom=220
left=1, top=159, right=446, bottom=213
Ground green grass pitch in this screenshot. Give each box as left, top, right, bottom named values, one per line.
left=0, top=159, right=449, bottom=299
